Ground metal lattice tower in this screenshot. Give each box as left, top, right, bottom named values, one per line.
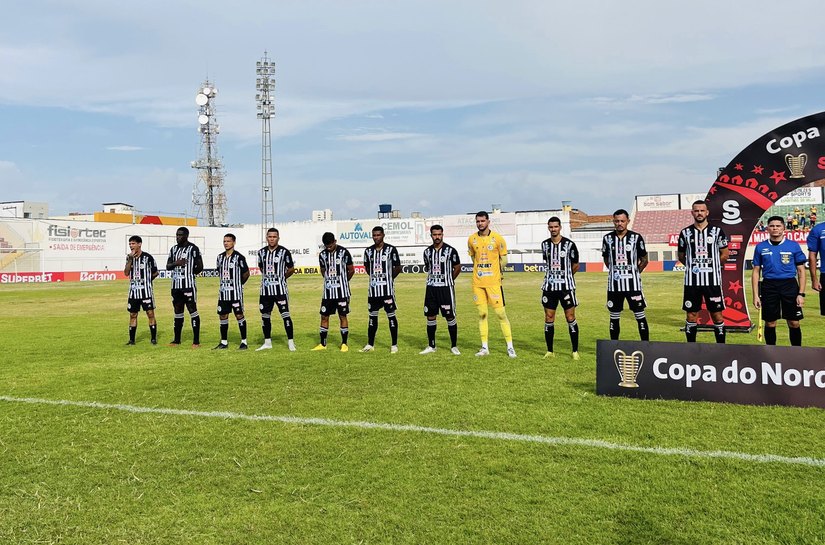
left=191, top=80, right=227, bottom=227
left=256, top=52, right=276, bottom=244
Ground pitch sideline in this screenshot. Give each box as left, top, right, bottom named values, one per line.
left=1, top=394, right=823, bottom=468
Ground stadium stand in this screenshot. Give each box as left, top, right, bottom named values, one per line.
left=630, top=209, right=692, bottom=244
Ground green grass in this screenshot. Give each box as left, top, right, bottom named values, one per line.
left=1, top=272, right=824, bottom=544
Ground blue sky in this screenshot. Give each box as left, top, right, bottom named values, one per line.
left=3, top=0, right=825, bottom=223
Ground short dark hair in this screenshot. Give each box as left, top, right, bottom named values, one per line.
left=322, top=232, right=335, bottom=245
left=267, top=227, right=279, bottom=234
left=692, top=200, right=707, bottom=208
left=177, top=227, right=189, bottom=236
left=430, top=224, right=443, bottom=233
left=224, top=233, right=236, bottom=241
left=128, top=235, right=142, bottom=244
left=613, top=209, right=629, bottom=219
left=547, top=216, right=562, bottom=225
left=476, top=211, right=489, bottom=219
left=372, top=226, right=384, bottom=234
left=767, top=215, right=785, bottom=225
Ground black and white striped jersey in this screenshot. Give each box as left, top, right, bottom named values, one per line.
left=541, top=237, right=578, bottom=291
left=319, top=246, right=353, bottom=299
left=216, top=251, right=249, bottom=301
left=423, top=244, right=460, bottom=288
left=167, top=243, right=202, bottom=290
left=601, top=230, right=647, bottom=292
left=678, top=224, right=728, bottom=286
left=128, top=253, right=158, bottom=299
left=364, top=244, right=401, bottom=298
left=257, top=246, right=294, bottom=296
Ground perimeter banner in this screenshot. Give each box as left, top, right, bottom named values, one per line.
left=596, top=340, right=825, bottom=409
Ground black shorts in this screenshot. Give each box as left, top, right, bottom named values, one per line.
left=259, top=295, right=290, bottom=316
left=217, top=299, right=244, bottom=316
left=682, top=285, right=725, bottom=313
left=127, top=297, right=155, bottom=312
left=171, top=288, right=197, bottom=306
left=606, top=290, right=646, bottom=312
left=320, top=298, right=350, bottom=316
left=424, top=286, right=456, bottom=319
left=542, top=289, right=577, bottom=310
left=368, top=296, right=397, bottom=313
left=760, top=279, right=803, bottom=322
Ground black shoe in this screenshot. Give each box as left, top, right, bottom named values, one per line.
left=213, top=343, right=228, bottom=350
left=168, top=341, right=181, bottom=347
left=125, top=340, right=135, bottom=346
left=151, top=338, right=157, bottom=345
left=238, top=343, right=248, bottom=350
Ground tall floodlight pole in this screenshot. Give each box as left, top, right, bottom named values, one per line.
left=191, top=80, right=227, bottom=226
left=256, top=52, right=276, bottom=244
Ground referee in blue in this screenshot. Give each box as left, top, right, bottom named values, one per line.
left=751, top=215, right=807, bottom=346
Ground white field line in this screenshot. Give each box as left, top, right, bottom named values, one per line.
left=2, top=395, right=824, bottom=468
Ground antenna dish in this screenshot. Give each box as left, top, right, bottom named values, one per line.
left=195, top=93, right=208, bottom=106
left=202, top=87, right=213, bottom=96
left=198, top=114, right=209, bottom=125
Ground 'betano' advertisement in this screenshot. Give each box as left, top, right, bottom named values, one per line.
left=597, top=340, right=825, bottom=409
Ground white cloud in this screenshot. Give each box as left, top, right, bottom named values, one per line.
left=333, top=132, right=423, bottom=142
left=106, top=146, right=145, bottom=152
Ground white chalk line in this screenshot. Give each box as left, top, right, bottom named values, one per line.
left=1, top=395, right=823, bottom=468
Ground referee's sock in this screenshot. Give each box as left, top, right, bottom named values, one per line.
left=544, top=321, right=555, bottom=352
left=789, top=326, right=802, bottom=346
left=685, top=321, right=697, bottom=342
left=609, top=312, right=621, bottom=340
left=427, top=319, right=437, bottom=348
left=765, top=325, right=777, bottom=345
left=713, top=322, right=725, bottom=344
left=388, top=313, right=398, bottom=346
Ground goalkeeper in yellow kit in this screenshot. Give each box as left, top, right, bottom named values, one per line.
left=467, top=211, right=516, bottom=358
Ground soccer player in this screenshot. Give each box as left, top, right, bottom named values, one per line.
left=807, top=218, right=825, bottom=316
left=752, top=216, right=806, bottom=346
left=468, top=211, right=515, bottom=357
left=677, top=200, right=729, bottom=343
left=256, top=228, right=296, bottom=351
left=124, top=235, right=159, bottom=345
left=601, top=209, right=649, bottom=341
left=166, top=227, right=204, bottom=347
left=419, top=224, right=462, bottom=355
left=361, top=226, right=402, bottom=353
left=214, top=233, right=250, bottom=350
left=312, top=232, right=355, bottom=352
left=541, top=216, right=580, bottom=360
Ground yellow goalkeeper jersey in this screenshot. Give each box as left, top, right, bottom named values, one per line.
left=467, top=230, right=507, bottom=288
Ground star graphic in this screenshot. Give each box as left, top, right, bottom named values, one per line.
left=770, top=170, right=787, bottom=184
left=728, top=280, right=743, bottom=294
left=734, top=163, right=744, bottom=171
left=751, top=165, right=764, bottom=175
left=709, top=186, right=717, bottom=194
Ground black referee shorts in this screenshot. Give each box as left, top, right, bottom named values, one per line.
left=760, top=279, right=803, bottom=322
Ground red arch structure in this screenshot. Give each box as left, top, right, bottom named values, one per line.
left=703, top=111, right=825, bottom=330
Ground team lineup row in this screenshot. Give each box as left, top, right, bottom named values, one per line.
left=123, top=202, right=825, bottom=354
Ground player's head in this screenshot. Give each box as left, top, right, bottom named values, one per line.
left=767, top=215, right=785, bottom=236
left=223, top=233, right=236, bottom=250
left=691, top=200, right=709, bottom=224
left=266, top=228, right=280, bottom=247
left=128, top=235, right=142, bottom=252
left=475, top=211, right=490, bottom=233
left=547, top=216, right=562, bottom=237
left=372, top=226, right=385, bottom=245
left=321, top=232, right=336, bottom=250
left=430, top=224, right=444, bottom=246
left=612, top=209, right=629, bottom=234
left=176, top=227, right=189, bottom=244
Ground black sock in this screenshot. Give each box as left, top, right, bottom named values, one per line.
left=149, top=324, right=157, bottom=341
left=320, top=327, right=328, bottom=346
left=238, top=318, right=247, bottom=342
left=368, top=314, right=378, bottom=345
left=447, top=319, right=457, bottom=348
left=129, top=326, right=137, bottom=342
left=544, top=321, right=555, bottom=351
left=283, top=313, right=294, bottom=340
left=789, top=327, right=802, bottom=346
left=713, top=322, right=725, bottom=344
left=173, top=314, right=184, bottom=343
left=220, top=320, right=229, bottom=342
left=191, top=312, right=200, bottom=344
left=262, top=315, right=272, bottom=339
left=685, top=321, right=697, bottom=342
left=388, top=314, right=398, bottom=345
left=568, top=320, right=579, bottom=352
left=341, top=327, right=349, bottom=345
left=609, top=315, right=620, bottom=341
left=765, top=325, right=777, bottom=345
left=427, top=320, right=437, bottom=347
left=636, top=317, right=649, bottom=341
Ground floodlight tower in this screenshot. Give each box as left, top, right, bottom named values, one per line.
left=191, top=80, right=227, bottom=226
left=256, top=52, right=276, bottom=243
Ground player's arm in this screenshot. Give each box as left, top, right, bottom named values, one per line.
left=677, top=232, right=687, bottom=265
left=345, top=250, right=355, bottom=280
left=150, top=258, right=159, bottom=281
left=810, top=251, right=822, bottom=292
left=124, top=253, right=133, bottom=276
left=165, top=251, right=176, bottom=271
left=451, top=249, right=461, bottom=279
left=601, top=237, right=610, bottom=267
left=751, top=264, right=762, bottom=309
left=638, top=254, right=649, bottom=272
left=193, top=253, right=204, bottom=275
left=241, top=257, right=250, bottom=285
left=719, top=247, right=730, bottom=262
left=391, top=248, right=401, bottom=278
left=796, top=263, right=806, bottom=306
left=571, top=244, right=580, bottom=275
left=637, top=237, right=648, bottom=272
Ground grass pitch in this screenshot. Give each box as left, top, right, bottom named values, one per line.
left=1, top=272, right=824, bottom=544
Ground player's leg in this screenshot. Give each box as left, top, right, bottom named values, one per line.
left=339, top=302, right=350, bottom=351
left=473, top=287, right=490, bottom=355
left=127, top=305, right=139, bottom=345
left=171, top=291, right=185, bottom=345
left=278, top=298, right=295, bottom=351
left=365, top=298, right=379, bottom=350
left=707, top=287, right=726, bottom=344
left=146, top=306, right=157, bottom=345
left=682, top=286, right=699, bottom=342
left=490, top=287, right=514, bottom=356
left=258, top=297, right=274, bottom=350
left=563, top=291, right=579, bottom=358
left=607, top=292, right=622, bottom=340
left=386, top=299, right=399, bottom=352
left=314, top=305, right=331, bottom=350
left=215, top=300, right=230, bottom=349
left=543, top=304, right=556, bottom=356
left=234, top=304, right=248, bottom=349
left=186, top=292, right=200, bottom=346
left=630, top=292, right=649, bottom=341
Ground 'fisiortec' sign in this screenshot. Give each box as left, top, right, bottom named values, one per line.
left=596, top=340, right=825, bottom=409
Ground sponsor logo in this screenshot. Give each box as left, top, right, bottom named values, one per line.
left=0, top=272, right=55, bottom=283
left=47, top=225, right=107, bottom=238
left=80, top=272, right=116, bottom=281
left=614, top=349, right=644, bottom=388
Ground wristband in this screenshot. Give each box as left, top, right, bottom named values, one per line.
left=799, top=293, right=806, bottom=297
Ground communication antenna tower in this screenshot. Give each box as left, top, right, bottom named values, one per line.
left=191, top=80, right=227, bottom=226
left=256, top=52, right=276, bottom=243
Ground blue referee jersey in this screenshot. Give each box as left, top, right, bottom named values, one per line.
left=752, top=238, right=806, bottom=279
left=806, top=222, right=825, bottom=273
